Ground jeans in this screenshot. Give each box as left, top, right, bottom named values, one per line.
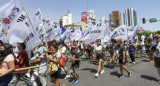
left=11, top=73, right=32, bottom=86
left=31, top=69, right=47, bottom=86
left=0, top=73, right=13, bottom=86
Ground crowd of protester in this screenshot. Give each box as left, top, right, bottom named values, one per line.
left=0, top=34, right=160, bottom=86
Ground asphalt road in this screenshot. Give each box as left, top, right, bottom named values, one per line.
left=9, top=54, right=160, bottom=86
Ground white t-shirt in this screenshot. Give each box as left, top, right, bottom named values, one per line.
left=61, top=46, right=66, bottom=54
left=154, top=42, right=160, bottom=57
left=94, top=45, right=103, bottom=52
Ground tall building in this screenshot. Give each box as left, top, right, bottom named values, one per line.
left=59, top=9, right=72, bottom=27
left=87, top=10, right=96, bottom=24
left=109, top=10, right=122, bottom=27
left=123, top=8, right=137, bottom=27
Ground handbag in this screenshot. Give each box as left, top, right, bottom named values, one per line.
left=47, top=62, right=58, bottom=75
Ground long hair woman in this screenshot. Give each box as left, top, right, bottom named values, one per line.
left=94, top=39, right=105, bottom=77
left=118, top=41, right=131, bottom=78
left=0, top=44, right=15, bottom=86
left=47, top=44, right=64, bottom=86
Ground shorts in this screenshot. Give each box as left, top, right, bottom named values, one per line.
left=0, top=73, right=13, bottom=86
left=51, top=68, right=61, bottom=79
left=96, top=53, right=104, bottom=60
left=146, top=50, right=150, bottom=53
left=119, top=58, right=127, bottom=64
left=70, top=66, right=79, bottom=73
left=110, top=51, right=116, bottom=57
left=154, top=56, right=160, bottom=68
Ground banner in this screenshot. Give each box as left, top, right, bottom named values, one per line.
left=53, top=26, right=62, bottom=41
left=0, top=23, right=7, bottom=43
left=72, top=27, right=83, bottom=41
left=31, top=8, right=42, bottom=32
left=83, top=17, right=106, bottom=45
left=109, top=25, right=127, bottom=40
left=84, top=23, right=93, bottom=37
left=0, top=0, right=21, bottom=30
left=81, top=12, right=87, bottom=21
left=128, top=24, right=139, bottom=42
left=44, top=19, right=55, bottom=41
left=7, top=8, right=39, bottom=57
left=61, top=29, right=71, bottom=43
left=38, top=23, right=46, bottom=42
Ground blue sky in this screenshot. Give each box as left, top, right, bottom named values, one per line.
left=0, top=0, right=160, bottom=31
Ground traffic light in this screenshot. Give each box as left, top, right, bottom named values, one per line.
left=142, top=18, right=146, bottom=24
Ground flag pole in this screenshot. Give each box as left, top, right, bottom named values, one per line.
left=23, top=7, right=40, bottom=41
left=0, top=18, right=9, bottom=43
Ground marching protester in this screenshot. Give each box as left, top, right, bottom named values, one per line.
left=59, top=41, right=70, bottom=80
left=11, top=42, right=32, bottom=86
left=30, top=43, right=48, bottom=86
left=118, top=40, right=131, bottom=78
left=153, top=35, right=160, bottom=83
left=47, top=44, right=64, bottom=86
left=94, top=39, right=105, bottom=77
left=109, top=39, right=117, bottom=68
left=68, top=46, right=80, bottom=84
left=0, top=44, right=15, bottom=86
left=129, top=40, right=136, bottom=64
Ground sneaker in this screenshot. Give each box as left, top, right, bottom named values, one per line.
left=150, top=60, right=154, bottom=63
left=158, top=80, right=160, bottom=84
left=74, top=80, right=79, bottom=84
left=64, top=75, right=70, bottom=79
left=100, top=70, right=105, bottom=74
left=119, top=74, right=124, bottom=78
left=95, top=73, right=99, bottom=77
left=72, top=79, right=76, bottom=83
left=128, top=71, right=131, bottom=77
left=26, top=73, right=30, bottom=78
left=133, top=62, right=135, bottom=64
left=34, top=71, right=38, bottom=76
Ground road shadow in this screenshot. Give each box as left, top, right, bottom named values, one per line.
left=104, top=64, right=114, bottom=69
left=141, top=75, right=158, bottom=82
left=81, top=68, right=97, bottom=73
left=59, top=74, right=66, bottom=79
left=110, top=71, right=119, bottom=77
left=141, top=59, right=150, bottom=62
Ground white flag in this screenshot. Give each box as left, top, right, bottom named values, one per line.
left=53, top=26, right=62, bottom=41
left=103, top=24, right=110, bottom=42
left=38, top=23, right=46, bottom=42
left=149, top=33, right=153, bottom=39
left=0, top=0, right=21, bottom=30
left=7, top=8, right=39, bottom=57
left=141, top=35, right=145, bottom=41
left=84, top=23, right=93, bottom=37
left=83, top=17, right=106, bottom=45
left=0, top=23, right=7, bottom=43
left=31, top=8, right=42, bottom=32
left=61, top=29, right=71, bottom=43
left=44, top=19, right=55, bottom=41
left=109, top=25, right=127, bottom=41
left=128, top=24, right=139, bottom=42
left=72, top=27, right=83, bottom=41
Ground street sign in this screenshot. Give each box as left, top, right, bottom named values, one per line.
left=149, top=18, right=157, bottom=23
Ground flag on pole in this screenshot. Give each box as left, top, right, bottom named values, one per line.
left=72, top=27, right=83, bottom=41
left=61, top=29, right=71, bottom=43
left=7, top=8, right=39, bottom=57
left=0, top=23, right=7, bottom=43
left=83, top=17, right=106, bottom=45
left=31, top=8, right=42, bottom=32
left=141, top=35, right=145, bottom=41
left=84, top=24, right=93, bottom=37
left=128, top=24, right=139, bottom=42
left=53, top=26, right=62, bottom=41
left=0, top=0, right=21, bottom=30
left=109, top=25, right=127, bottom=41
left=44, top=18, right=55, bottom=41
left=149, top=33, right=153, bottom=39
